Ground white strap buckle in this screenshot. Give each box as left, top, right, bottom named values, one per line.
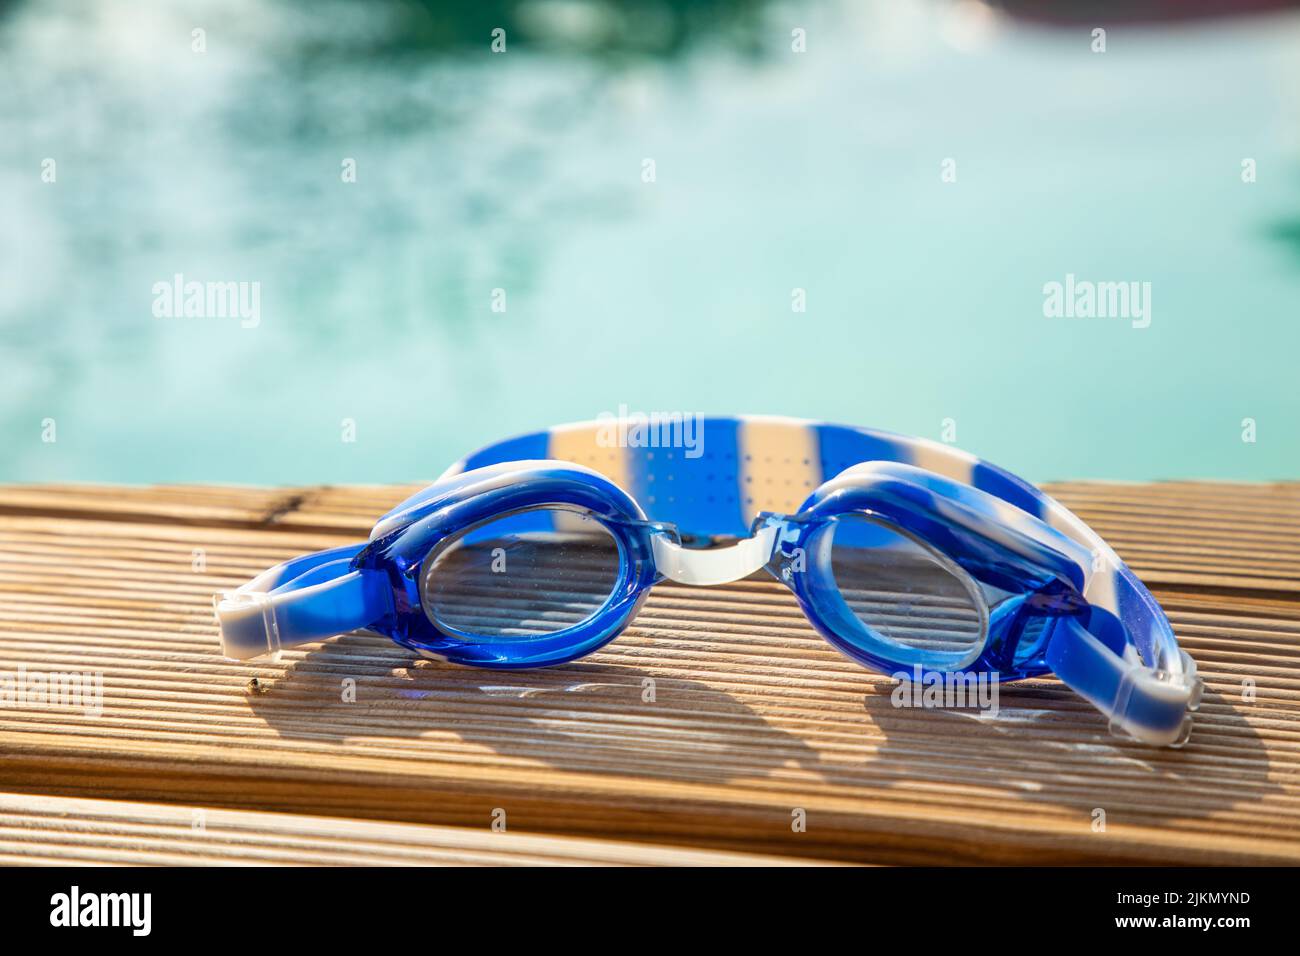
left=213, top=590, right=282, bottom=661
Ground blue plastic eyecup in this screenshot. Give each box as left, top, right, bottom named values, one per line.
left=358, top=463, right=660, bottom=668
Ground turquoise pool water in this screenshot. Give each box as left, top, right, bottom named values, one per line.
left=3, top=0, right=1298, bottom=486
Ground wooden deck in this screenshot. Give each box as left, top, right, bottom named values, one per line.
left=0, top=480, right=1297, bottom=865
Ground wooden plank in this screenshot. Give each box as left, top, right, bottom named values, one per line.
left=6, top=479, right=1296, bottom=589
left=0, top=483, right=420, bottom=536
left=0, top=792, right=823, bottom=866
left=0, top=483, right=1298, bottom=864
left=0, top=484, right=302, bottom=530
left=1046, top=481, right=1300, bottom=592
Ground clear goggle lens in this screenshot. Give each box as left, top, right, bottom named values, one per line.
left=421, top=507, right=622, bottom=639
left=826, top=513, right=989, bottom=667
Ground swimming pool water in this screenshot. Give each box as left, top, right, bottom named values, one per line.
left=3, top=0, right=1298, bottom=485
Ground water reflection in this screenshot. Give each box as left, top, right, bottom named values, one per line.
left=316, top=0, right=775, bottom=59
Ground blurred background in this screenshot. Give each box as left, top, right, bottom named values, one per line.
left=2, top=0, right=1298, bottom=486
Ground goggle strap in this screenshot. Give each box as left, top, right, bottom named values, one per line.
left=214, top=543, right=390, bottom=661
left=1046, top=616, right=1201, bottom=746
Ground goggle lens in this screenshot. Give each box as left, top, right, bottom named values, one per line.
left=420, top=507, right=622, bottom=640
left=825, top=514, right=989, bottom=668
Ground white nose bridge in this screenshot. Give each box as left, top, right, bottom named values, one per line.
left=650, top=524, right=780, bottom=586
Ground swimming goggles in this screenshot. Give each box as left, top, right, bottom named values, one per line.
left=214, top=416, right=1202, bottom=746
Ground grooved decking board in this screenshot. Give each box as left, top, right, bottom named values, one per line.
left=4, top=479, right=1297, bottom=588
left=0, top=792, right=823, bottom=866
left=0, top=482, right=1298, bottom=865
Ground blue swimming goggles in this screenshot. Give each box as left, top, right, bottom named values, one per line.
left=215, top=416, right=1201, bottom=746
